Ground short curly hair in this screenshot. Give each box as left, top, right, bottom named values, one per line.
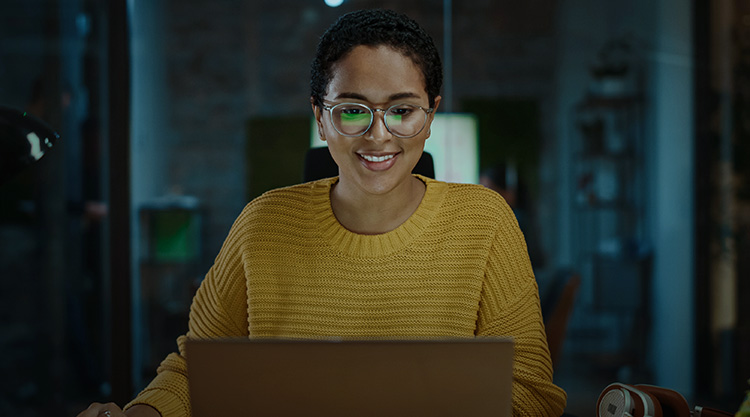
left=310, top=9, right=443, bottom=109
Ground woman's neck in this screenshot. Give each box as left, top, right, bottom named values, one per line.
left=330, top=175, right=426, bottom=235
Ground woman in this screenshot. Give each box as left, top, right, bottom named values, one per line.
left=79, top=9, right=567, bottom=417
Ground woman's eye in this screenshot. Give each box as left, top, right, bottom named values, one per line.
left=390, top=107, right=413, bottom=116
left=342, top=108, right=366, bottom=115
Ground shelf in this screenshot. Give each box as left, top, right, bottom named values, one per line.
left=575, top=151, right=637, bottom=161
left=576, top=95, right=643, bottom=110
left=575, top=201, right=635, bottom=211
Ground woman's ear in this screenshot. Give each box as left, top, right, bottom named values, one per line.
left=425, top=95, right=442, bottom=138
left=431, top=95, right=442, bottom=118
left=310, top=98, right=326, bottom=141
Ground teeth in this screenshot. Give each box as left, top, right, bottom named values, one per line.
left=360, top=154, right=394, bottom=162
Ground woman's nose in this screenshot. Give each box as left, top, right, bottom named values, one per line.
left=365, top=109, right=391, bottom=141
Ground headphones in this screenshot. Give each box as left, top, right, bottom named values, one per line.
left=597, top=383, right=733, bottom=417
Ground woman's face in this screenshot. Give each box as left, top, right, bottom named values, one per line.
left=313, top=45, right=441, bottom=198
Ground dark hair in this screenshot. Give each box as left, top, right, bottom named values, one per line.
left=310, top=9, right=443, bottom=109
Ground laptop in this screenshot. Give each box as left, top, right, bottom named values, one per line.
left=186, top=338, right=514, bottom=417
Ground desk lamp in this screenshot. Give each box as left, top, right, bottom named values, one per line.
left=0, top=106, right=59, bottom=184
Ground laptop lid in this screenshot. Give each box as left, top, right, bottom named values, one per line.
left=186, top=338, right=513, bottom=417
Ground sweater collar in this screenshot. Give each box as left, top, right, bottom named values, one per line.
left=312, top=174, right=446, bottom=257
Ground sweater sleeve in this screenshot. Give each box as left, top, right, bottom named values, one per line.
left=124, top=212, right=251, bottom=417
left=475, top=206, right=567, bottom=417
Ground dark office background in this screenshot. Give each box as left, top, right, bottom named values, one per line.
left=0, top=0, right=748, bottom=416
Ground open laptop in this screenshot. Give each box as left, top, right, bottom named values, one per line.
left=186, top=338, right=514, bottom=417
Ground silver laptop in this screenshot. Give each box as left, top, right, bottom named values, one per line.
left=186, top=338, right=514, bottom=417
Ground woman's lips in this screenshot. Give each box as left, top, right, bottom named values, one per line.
left=357, top=152, right=398, bottom=171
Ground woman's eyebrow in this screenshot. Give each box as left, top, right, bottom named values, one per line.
left=333, top=92, right=368, bottom=101
left=333, top=91, right=423, bottom=102
left=388, top=92, right=422, bottom=101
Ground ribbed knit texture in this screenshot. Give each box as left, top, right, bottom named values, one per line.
left=126, top=175, right=567, bottom=416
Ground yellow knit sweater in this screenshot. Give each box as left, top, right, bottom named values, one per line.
left=127, top=175, right=567, bottom=416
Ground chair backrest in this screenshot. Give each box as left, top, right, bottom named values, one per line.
left=543, top=272, right=581, bottom=368
left=303, top=147, right=435, bottom=182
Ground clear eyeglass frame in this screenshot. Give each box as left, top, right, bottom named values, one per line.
left=322, top=102, right=434, bottom=139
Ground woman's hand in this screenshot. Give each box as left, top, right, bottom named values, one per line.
left=76, top=402, right=125, bottom=417
left=76, top=403, right=160, bottom=417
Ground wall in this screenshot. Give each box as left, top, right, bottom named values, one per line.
left=164, top=0, right=251, bottom=256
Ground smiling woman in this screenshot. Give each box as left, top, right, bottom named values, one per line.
left=312, top=44, right=439, bottom=233
left=78, top=9, right=567, bottom=417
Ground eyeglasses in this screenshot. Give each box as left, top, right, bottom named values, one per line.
left=322, top=102, right=434, bottom=138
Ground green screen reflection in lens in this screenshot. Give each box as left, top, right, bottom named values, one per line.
left=386, top=114, right=403, bottom=126
left=340, top=112, right=370, bottom=127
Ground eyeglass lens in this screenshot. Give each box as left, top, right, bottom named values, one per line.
left=331, top=103, right=427, bottom=137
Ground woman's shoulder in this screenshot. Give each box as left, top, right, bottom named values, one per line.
left=234, top=178, right=334, bottom=225
left=250, top=178, right=332, bottom=207
left=416, top=176, right=517, bottom=234
left=423, top=176, right=512, bottom=214
left=447, top=180, right=504, bottom=199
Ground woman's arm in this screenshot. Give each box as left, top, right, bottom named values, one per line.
left=77, top=402, right=160, bottom=417
left=125, top=404, right=161, bottom=417
left=476, top=204, right=567, bottom=417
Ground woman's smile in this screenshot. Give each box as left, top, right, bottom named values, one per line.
left=357, top=151, right=399, bottom=171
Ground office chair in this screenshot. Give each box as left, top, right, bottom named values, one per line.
left=541, top=270, right=581, bottom=369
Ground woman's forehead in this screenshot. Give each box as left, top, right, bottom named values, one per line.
left=325, top=45, right=427, bottom=103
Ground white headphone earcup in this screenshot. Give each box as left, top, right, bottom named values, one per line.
left=598, top=384, right=634, bottom=417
